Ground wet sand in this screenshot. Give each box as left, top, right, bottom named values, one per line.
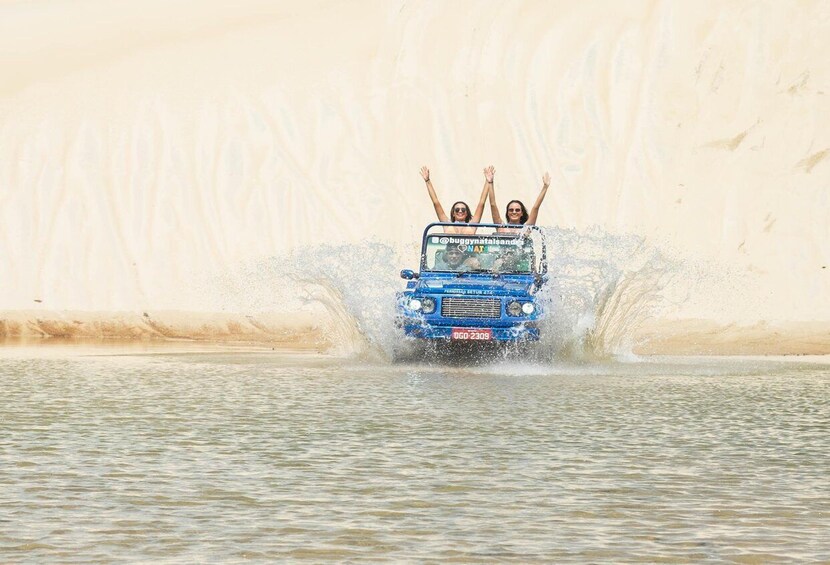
left=3, top=310, right=829, bottom=356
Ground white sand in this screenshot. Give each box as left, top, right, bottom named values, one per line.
left=1, top=1, right=828, bottom=351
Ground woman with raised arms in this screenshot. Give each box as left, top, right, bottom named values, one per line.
left=420, top=166, right=490, bottom=234
left=485, top=165, right=551, bottom=234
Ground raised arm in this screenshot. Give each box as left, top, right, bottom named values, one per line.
left=484, top=165, right=503, bottom=224
left=470, top=166, right=493, bottom=223
left=526, top=172, right=551, bottom=225
left=420, top=166, right=449, bottom=222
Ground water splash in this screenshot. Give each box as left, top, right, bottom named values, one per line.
left=286, top=242, right=405, bottom=359
left=535, top=226, right=679, bottom=360
left=218, top=241, right=405, bottom=359
left=227, top=228, right=680, bottom=363
left=5, top=228, right=825, bottom=356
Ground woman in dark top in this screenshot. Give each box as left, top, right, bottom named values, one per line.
left=485, top=165, right=551, bottom=234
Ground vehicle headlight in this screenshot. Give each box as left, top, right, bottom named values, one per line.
left=421, top=297, right=436, bottom=314
left=507, top=301, right=522, bottom=316
left=408, top=298, right=422, bottom=311
left=522, top=302, right=535, bottom=315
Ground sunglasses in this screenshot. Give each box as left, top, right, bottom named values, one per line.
left=453, top=207, right=468, bottom=213
left=508, top=208, right=522, bottom=213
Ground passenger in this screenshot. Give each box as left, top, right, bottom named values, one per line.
left=435, top=243, right=481, bottom=272
left=492, top=244, right=528, bottom=273
left=485, top=166, right=551, bottom=234
left=420, top=166, right=489, bottom=234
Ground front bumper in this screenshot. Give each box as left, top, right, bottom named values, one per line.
left=400, top=320, right=540, bottom=342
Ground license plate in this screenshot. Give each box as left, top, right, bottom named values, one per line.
left=451, top=328, right=492, bottom=341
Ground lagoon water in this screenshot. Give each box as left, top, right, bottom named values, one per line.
left=2, top=1, right=830, bottom=560
left=2, top=346, right=828, bottom=562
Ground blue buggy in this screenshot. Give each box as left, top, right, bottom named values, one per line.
left=397, top=222, right=548, bottom=344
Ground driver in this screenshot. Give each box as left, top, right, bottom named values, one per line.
left=437, top=243, right=481, bottom=272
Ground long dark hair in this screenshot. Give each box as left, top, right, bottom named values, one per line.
left=506, top=200, right=529, bottom=224
left=450, top=201, right=473, bottom=223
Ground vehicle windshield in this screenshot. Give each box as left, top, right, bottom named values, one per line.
left=421, top=226, right=542, bottom=274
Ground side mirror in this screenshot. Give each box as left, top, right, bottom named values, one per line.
left=400, top=269, right=418, bottom=280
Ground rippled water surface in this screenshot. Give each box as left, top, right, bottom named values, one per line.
left=2, top=346, right=829, bottom=562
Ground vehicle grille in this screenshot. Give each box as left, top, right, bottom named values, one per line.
left=441, top=297, right=501, bottom=319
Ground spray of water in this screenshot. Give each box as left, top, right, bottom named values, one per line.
left=223, top=226, right=680, bottom=363
left=534, top=226, right=679, bottom=360
left=218, top=241, right=405, bottom=359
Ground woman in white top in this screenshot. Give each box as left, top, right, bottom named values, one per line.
left=420, top=166, right=490, bottom=234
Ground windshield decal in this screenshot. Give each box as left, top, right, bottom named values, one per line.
left=431, top=235, right=523, bottom=247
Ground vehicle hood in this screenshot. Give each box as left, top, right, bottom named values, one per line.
left=415, top=276, right=534, bottom=296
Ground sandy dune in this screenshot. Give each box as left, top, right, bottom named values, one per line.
left=1, top=1, right=828, bottom=353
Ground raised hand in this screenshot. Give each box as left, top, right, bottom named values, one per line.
left=484, top=165, right=495, bottom=183
left=542, top=172, right=550, bottom=187
left=420, top=166, right=430, bottom=182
